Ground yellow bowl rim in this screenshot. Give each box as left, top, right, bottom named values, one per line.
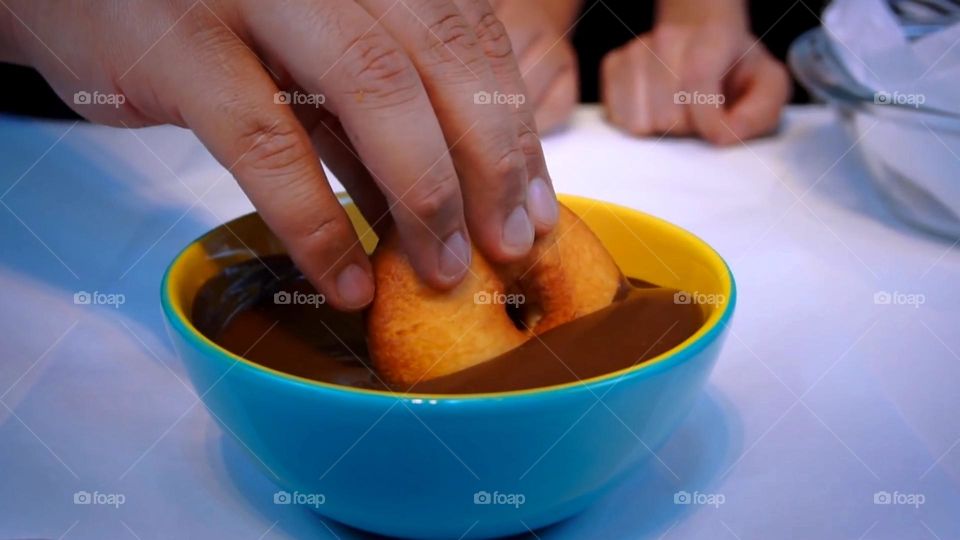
left=160, top=194, right=736, bottom=402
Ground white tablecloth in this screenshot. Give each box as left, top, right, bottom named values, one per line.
left=1, top=106, right=958, bottom=539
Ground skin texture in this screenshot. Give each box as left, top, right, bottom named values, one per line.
left=0, top=0, right=561, bottom=310
left=493, top=0, right=791, bottom=144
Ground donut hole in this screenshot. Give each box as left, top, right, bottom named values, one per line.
left=503, top=286, right=543, bottom=332
left=505, top=300, right=542, bottom=331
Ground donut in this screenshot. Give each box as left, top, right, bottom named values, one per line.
left=367, top=204, right=624, bottom=387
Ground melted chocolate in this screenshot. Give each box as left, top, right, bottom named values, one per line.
left=192, top=256, right=703, bottom=395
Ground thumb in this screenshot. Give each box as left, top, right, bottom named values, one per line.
left=723, top=51, right=792, bottom=141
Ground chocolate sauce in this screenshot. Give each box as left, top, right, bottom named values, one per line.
left=192, top=256, right=704, bottom=395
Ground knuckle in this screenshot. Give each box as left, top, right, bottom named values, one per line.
left=424, top=6, right=478, bottom=53
left=626, top=36, right=654, bottom=60
left=406, top=178, right=460, bottom=222
left=600, top=50, right=621, bottom=76
left=493, top=145, right=526, bottom=184
left=176, top=14, right=235, bottom=54
left=300, top=212, right=348, bottom=247
left=236, top=116, right=307, bottom=174
left=341, top=32, right=421, bottom=106
left=517, top=129, right=541, bottom=160
left=473, top=11, right=514, bottom=61
left=416, top=6, right=487, bottom=77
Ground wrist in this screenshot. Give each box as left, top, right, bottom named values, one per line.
left=498, top=0, right=584, bottom=35
left=655, top=0, right=747, bottom=31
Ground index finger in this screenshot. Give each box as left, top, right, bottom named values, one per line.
left=242, top=0, right=473, bottom=289
left=162, top=34, right=375, bottom=310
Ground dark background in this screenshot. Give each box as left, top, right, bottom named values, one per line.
left=0, top=0, right=826, bottom=120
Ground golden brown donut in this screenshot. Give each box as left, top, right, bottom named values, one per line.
left=367, top=204, right=624, bottom=387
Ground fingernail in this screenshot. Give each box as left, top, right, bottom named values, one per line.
left=527, top=177, right=558, bottom=228
left=336, top=264, right=374, bottom=309
left=439, top=231, right=471, bottom=281
left=502, top=205, right=534, bottom=255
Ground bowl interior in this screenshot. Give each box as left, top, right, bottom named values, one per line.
left=164, top=194, right=733, bottom=396
left=788, top=26, right=960, bottom=132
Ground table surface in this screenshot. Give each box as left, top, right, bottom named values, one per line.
left=1, top=106, right=958, bottom=540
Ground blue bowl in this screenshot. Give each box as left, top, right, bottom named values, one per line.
left=161, top=195, right=735, bottom=538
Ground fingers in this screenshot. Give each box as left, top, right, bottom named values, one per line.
left=355, top=0, right=540, bottom=263
left=242, top=0, right=472, bottom=290
left=600, top=42, right=654, bottom=135
left=639, top=35, right=690, bottom=137
left=165, top=32, right=374, bottom=310
left=293, top=103, right=391, bottom=234
left=601, top=31, right=789, bottom=145
left=682, top=48, right=732, bottom=145
left=604, top=36, right=711, bottom=138
left=722, top=47, right=792, bottom=141
left=455, top=0, right=559, bottom=238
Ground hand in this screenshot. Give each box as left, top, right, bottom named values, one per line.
left=601, top=21, right=791, bottom=145
left=491, top=0, right=579, bottom=134
left=3, top=0, right=560, bottom=310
